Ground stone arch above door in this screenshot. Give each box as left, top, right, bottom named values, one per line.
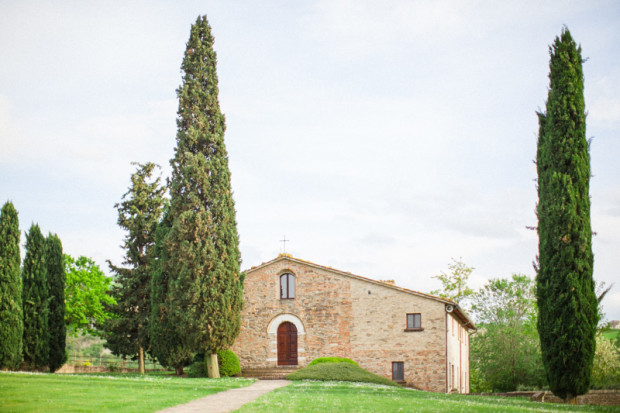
left=267, top=313, right=306, bottom=335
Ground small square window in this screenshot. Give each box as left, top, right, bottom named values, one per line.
left=406, top=313, right=421, bottom=330
left=392, top=361, right=404, bottom=382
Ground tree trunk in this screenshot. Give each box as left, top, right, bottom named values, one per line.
left=175, top=365, right=184, bottom=376
left=566, top=394, right=578, bottom=405
left=138, top=346, right=145, bottom=374
left=206, top=353, right=220, bottom=378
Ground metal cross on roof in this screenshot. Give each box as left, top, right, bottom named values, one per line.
left=280, top=236, right=289, bottom=253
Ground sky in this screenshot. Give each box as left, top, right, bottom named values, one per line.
left=1, top=1, right=619, bottom=321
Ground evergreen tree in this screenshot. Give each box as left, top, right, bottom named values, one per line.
left=164, top=15, right=243, bottom=377
left=46, top=233, right=66, bottom=372
left=536, top=27, right=598, bottom=403
left=150, top=209, right=194, bottom=375
left=0, top=201, right=23, bottom=370
left=22, top=224, right=49, bottom=370
left=104, top=162, right=166, bottom=374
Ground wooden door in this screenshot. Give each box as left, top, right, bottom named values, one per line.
left=277, top=322, right=298, bottom=365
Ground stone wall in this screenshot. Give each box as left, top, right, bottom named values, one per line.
left=483, top=390, right=620, bottom=406
left=232, top=256, right=472, bottom=393
left=232, top=259, right=353, bottom=368
left=56, top=364, right=137, bottom=374
left=348, top=275, right=448, bottom=392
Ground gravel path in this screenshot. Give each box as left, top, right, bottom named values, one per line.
left=156, top=380, right=290, bottom=413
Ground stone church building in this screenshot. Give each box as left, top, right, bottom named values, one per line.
left=231, top=254, right=475, bottom=393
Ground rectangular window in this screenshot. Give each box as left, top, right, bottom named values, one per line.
left=392, top=362, right=404, bottom=382
left=406, top=313, right=421, bottom=330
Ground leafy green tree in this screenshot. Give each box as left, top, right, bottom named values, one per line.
left=163, top=15, right=243, bottom=377
left=64, top=254, right=115, bottom=336
left=591, top=334, right=620, bottom=389
left=536, top=28, right=598, bottom=403
left=0, top=201, right=23, bottom=370
left=22, top=224, right=48, bottom=370
left=150, top=209, right=194, bottom=375
left=46, top=234, right=66, bottom=372
left=104, top=162, right=166, bottom=374
left=470, top=275, right=546, bottom=392
left=430, top=258, right=474, bottom=307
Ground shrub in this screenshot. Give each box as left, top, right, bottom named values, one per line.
left=187, top=361, right=206, bottom=378
left=287, top=362, right=398, bottom=386
left=108, top=362, right=123, bottom=373
left=591, top=335, right=620, bottom=389
left=308, top=357, right=358, bottom=367
left=187, top=350, right=240, bottom=377
left=218, top=349, right=241, bottom=377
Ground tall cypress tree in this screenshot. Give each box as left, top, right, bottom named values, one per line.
left=536, top=27, right=598, bottom=403
left=164, top=15, right=243, bottom=377
left=0, top=201, right=23, bottom=370
left=46, top=233, right=66, bottom=372
left=22, top=224, right=49, bottom=370
left=105, top=162, right=166, bottom=374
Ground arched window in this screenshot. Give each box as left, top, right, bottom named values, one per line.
left=280, top=273, right=295, bottom=299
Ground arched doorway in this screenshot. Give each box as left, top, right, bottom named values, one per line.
left=277, top=322, right=298, bottom=365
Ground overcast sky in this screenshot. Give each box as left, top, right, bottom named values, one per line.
left=1, top=1, right=619, bottom=321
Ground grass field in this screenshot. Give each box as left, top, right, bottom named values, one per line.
left=0, top=371, right=254, bottom=413
left=602, top=329, right=620, bottom=343
left=2, top=372, right=618, bottom=412
left=237, top=381, right=619, bottom=413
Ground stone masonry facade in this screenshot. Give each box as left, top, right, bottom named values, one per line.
left=231, top=255, right=475, bottom=393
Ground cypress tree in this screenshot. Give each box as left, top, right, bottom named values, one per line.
left=105, top=162, right=166, bottom=374
left=164, top=15, right=243, bottom=377
left=22, top=224, right=49, bottom=370
left=46, top=233, right=66, bottom=372
left=536, top=27, right=598, bottom=403
left=0, top=201, right=23, bottom=370
left=150, top=209, right=194, bottom=375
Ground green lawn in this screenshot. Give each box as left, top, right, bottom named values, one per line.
left=602, top=329, right=620, bottom=343
left=2, top=373, right=618, bottom=413
left=236, top=381, right=619, bottom=413
left=0, top=371, right=254, bottom=413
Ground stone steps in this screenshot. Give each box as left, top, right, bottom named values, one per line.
left=242, top=366, right=300, bottom=380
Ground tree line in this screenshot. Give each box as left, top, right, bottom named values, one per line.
left=1, top=16, right=242, bottom=378
left=0, top=200, right=117, bottom=372
left=0, top=202, right=67, bottom=372
left=432, top=258, right=619, bottom=394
